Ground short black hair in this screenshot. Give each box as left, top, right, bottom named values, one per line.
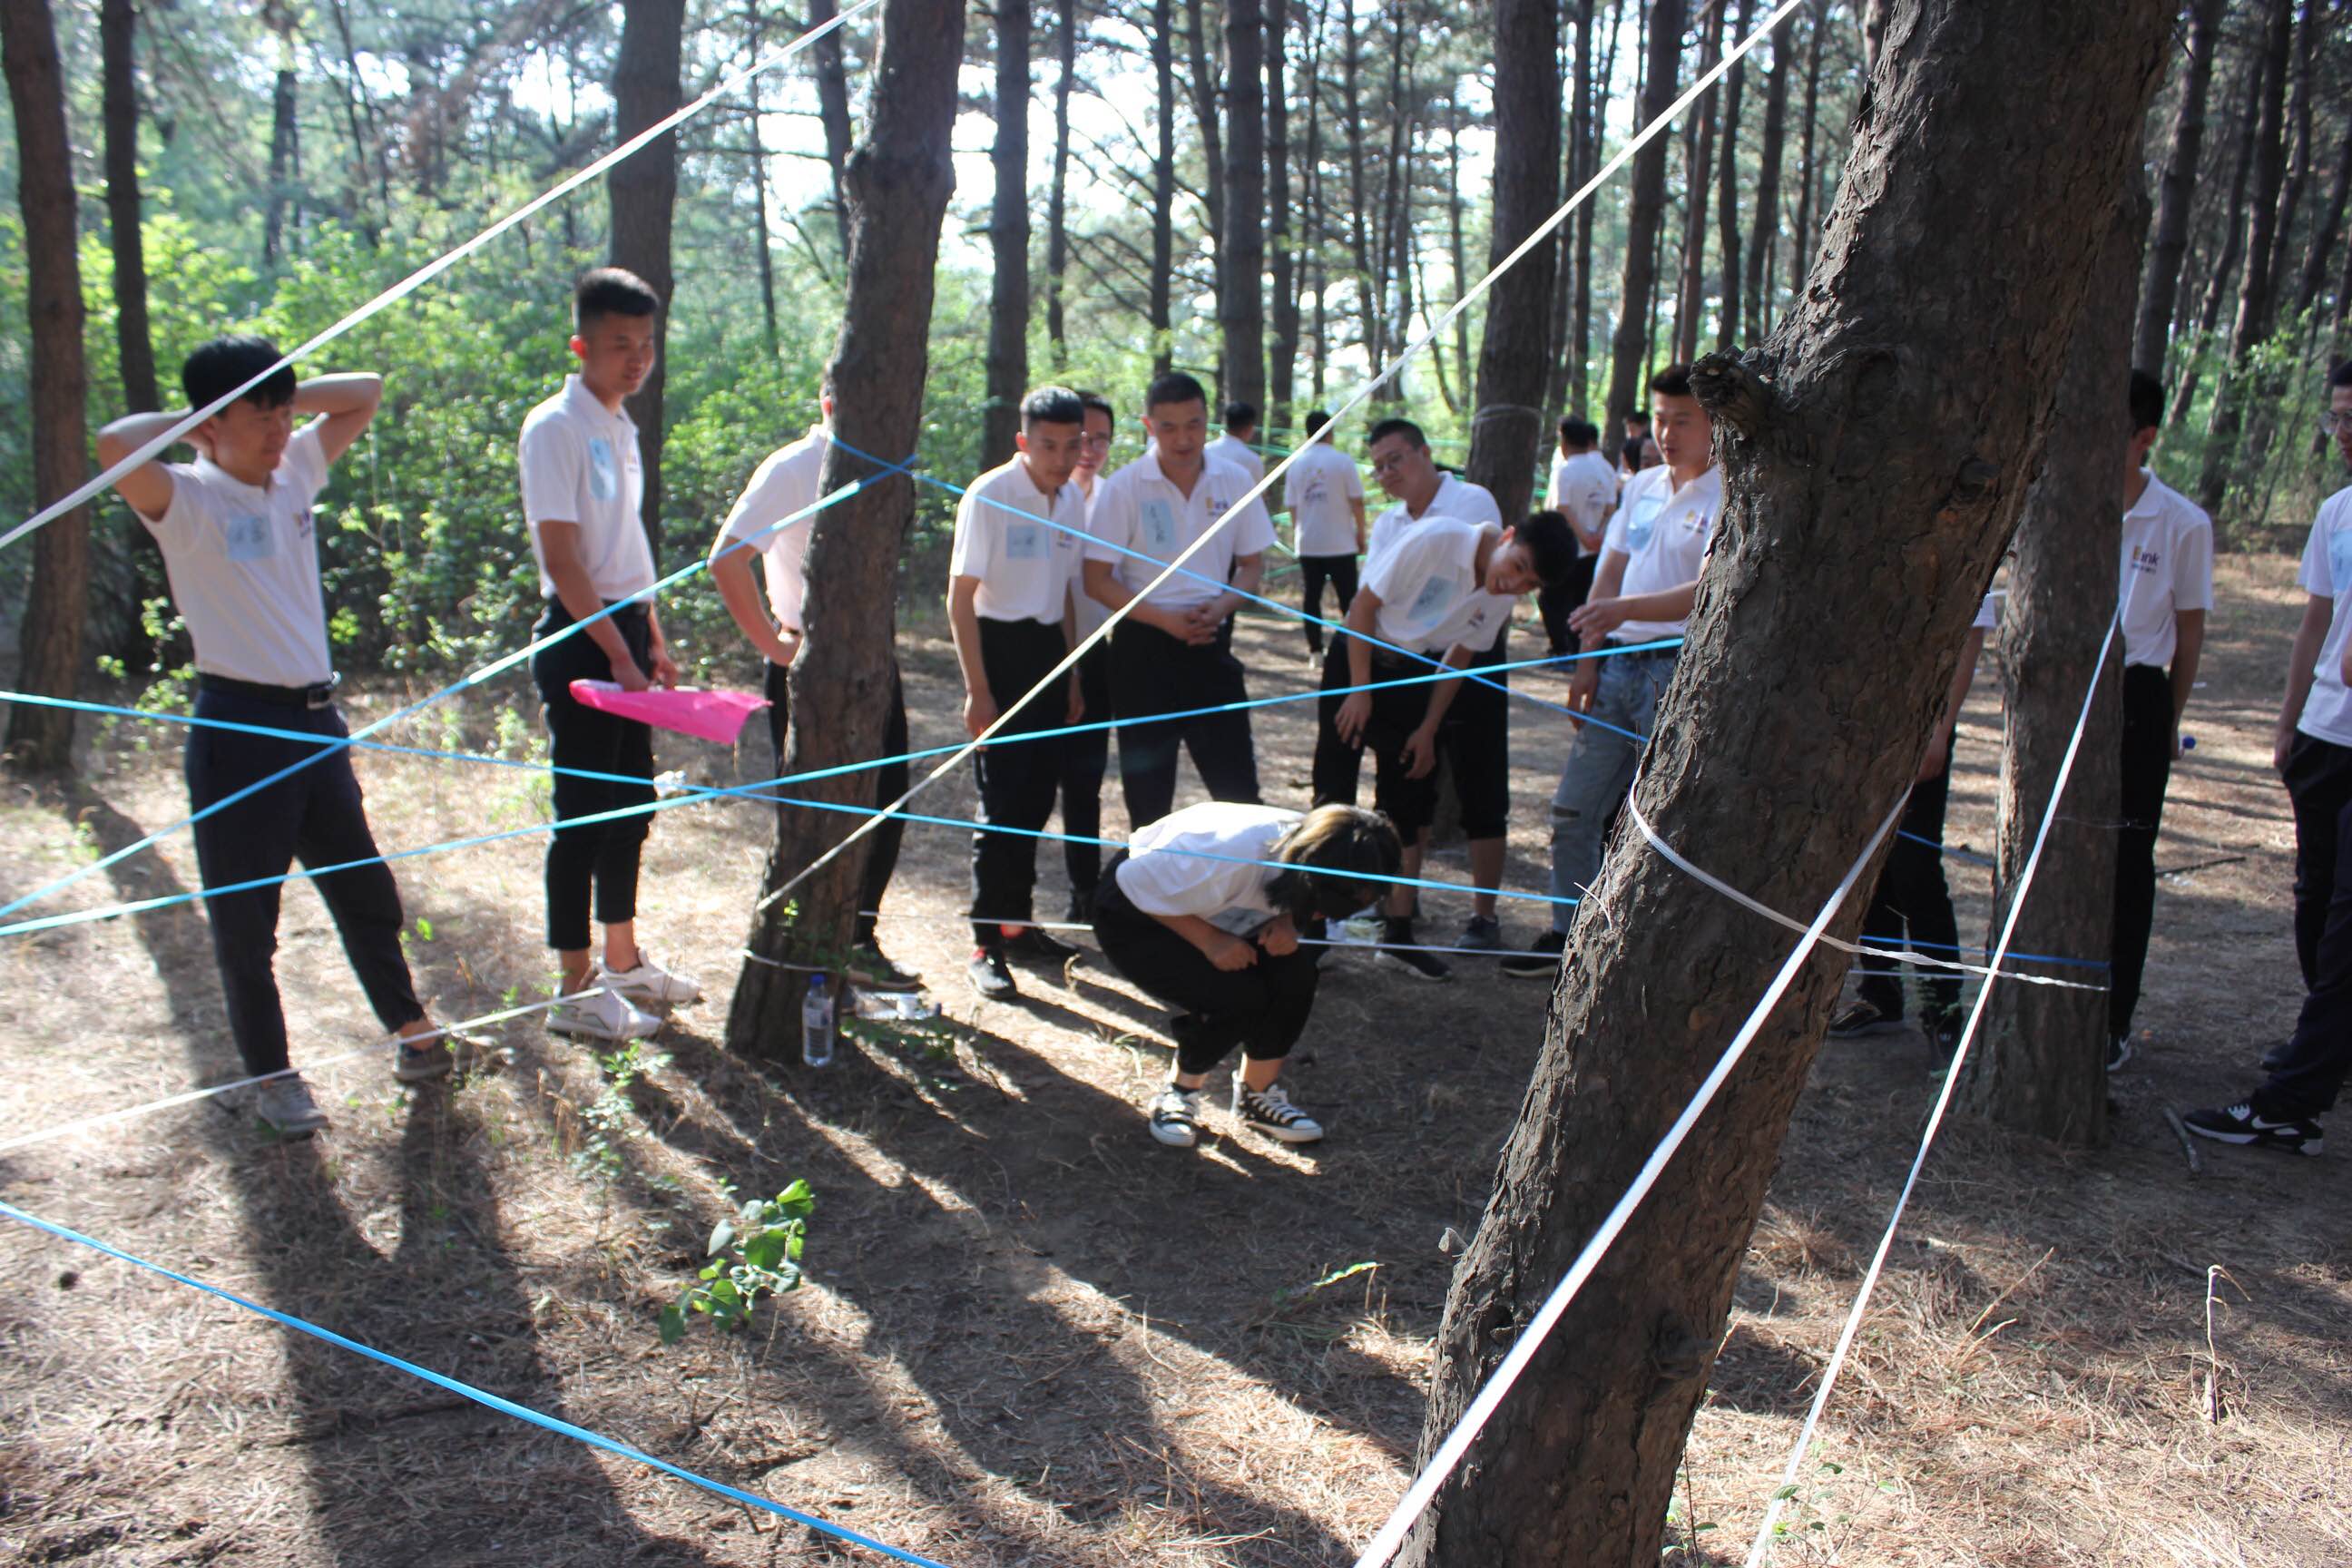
left=1649, top=363, right=1696, bottom=400
left=1078, top=390, right=1115, bottom=425
left=1303, top=408, right=1335, bottom=437
left=1367, top=416, right=1427, bottom=450
left=2128, top=368, right=2164, bottom=433
left=1144, top=370, right=1209, bottom=413
left=574, top=266, right=661, bottom=331
left=183, top=334, right=296, bottom=413
left=1021, top=385, right=1085, bottom=428
left=2328, top=359, right=2352, bottom=391
left=1512, top=512, right=1581, bottom=591
left=1624, top=410, right=1652, bottom=428
left=1558, top=416, right=1599, bottom=447
left=1223, top=400, right=1258, bottom=431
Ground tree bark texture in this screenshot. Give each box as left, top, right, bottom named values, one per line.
left=1715, top=0, right=1754, bottom=350
left=2135, top=0, right=2226, bottom=377
left=1464, top=0, right=1560, bottom=525
left=1671, top=0, right=1723, bottom=365
left=1266, top=0, right=1297, bottom=431
left=2170, top=35, right=2260, bottom=433
left=101, top=0, right=157, bottom=413
left=1222, top=0, right=1266, bottom=410
left=730, top=0, right=964, bottom=1063
left=1151, top=0, right=1178, bottom=373
left=1604, top=0, right=1685, bottom=439
left=984, top=0, right=1032, bottom=469
left=808, top=0, right=857, bottom=256
left=1789, top=0, right=1825, bottom=294
left=1742, top=5, right=1788, bottom=345
left=607, top=0, right=684, bottom=555
left=2264, top=0, right=2318, bottom=301
left=263, top=3, right=299, bottom=264
left=1394, top=4, right=2173, bottom=1561
left=1046, top=0, right=1075, bottom=369
left=1961, top=181, right=2148, bottom=1145
left=2292, top=94, right=2352, bottom=317
left=1185, top=0, right=1228, bottom=377
left=2196, top=0, right=2294, bottom=514
left=3, top=0, right=91, bottom=772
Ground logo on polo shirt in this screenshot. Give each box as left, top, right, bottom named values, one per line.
left=2128, top=543, right=2161, bottom=574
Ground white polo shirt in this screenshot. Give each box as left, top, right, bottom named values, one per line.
left=1208, top=432, right=1267, bottom=485
left=951, top=456, right=1087, bottom=625
left=2119, top=470, right=2215, bottom=670
left=519, top=376, right=657, bottom=603
left=1115, top=801, right=1298, bottom=936
left=712, top=426, right=827, bottom=633
left=1974, top=593, right=2000, bottom=632
left=1072, top=473, right=1112, bottom=639
left=1286, top=441, right=1367, bottom=557
left=1361, top=518, right=1512, bottom=655
left=141, top=420, right=336, bottom=687
left=1367, top=473, right=1504, bottom=564
left=1602, top=463, right=1721, bottom=642
left=1083, top=453, right=1277, bottom=611
left=1547, top=449, right=1618, bottom=557
left=2293, top=485, right=2352, bottom=747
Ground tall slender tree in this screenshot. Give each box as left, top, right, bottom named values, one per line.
left=1465, top=0, right=1561, bottom=524
left=608, top=0, right=684, bottom=553
left=1604, top=0, right=1686, bottom=438
left=1222, top=0, right=1266, bottom=409
left=101, top=0, right=157, bottom=414
left=1789, top=0, right=1826, bottom=289
left=1185, top=0, right=1229, bottom=376
left=262, top=1, right=301, bottom=263
left=2135, top=0, right=2228, bottom=377
left=807, top=0, right=857, bottom=255
left=1150, top=0, right=1178, bottom=372
left=1047, top=0, right=1077, bottom=370
left=1671, top=0, right=1723, bottom=364
left=984, top=0, right=1033, bottom=468
left=1742, top=10, right=1788, bottom=342
left=1266, top=0, right=1296, bottom=431
left=2294, top=110, right=2352, bottom=316
left=2171, top=36, right=2262, bottom=431
left=2197, top=0, right=2296, bottom=514
left=1714, top=0, right=1753, bottom=348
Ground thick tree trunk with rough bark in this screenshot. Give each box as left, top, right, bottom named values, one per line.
left=2135, top=0, right=2225, bottom=377
left=3, top=0, right=90, bottom=773
left=102, top=0, right=156, bottom=414
left=1604, top=0, right=1685, bottom=440
left=730, top=0, right=963, bottom=1063
left=984, top=0, right=1031, bottom=469
left=1464, top=0, right=1560, bottom=525
left=608, top=0, right=683, bottom=555
left=1393, top=4, right=2172, bottom=1561
left=1961, top=181, right=2148, bottom=1145
left=1222, top=0, right=1266, bottom=410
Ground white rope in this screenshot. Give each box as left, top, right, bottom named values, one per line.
left=1348, top=787, right=1907, bottom=1568
left=1740, top=613, right=2120, bottom=1565
left=0, top=0, right=882, bottom=554
left=753, top=0, right=1810, bottom=916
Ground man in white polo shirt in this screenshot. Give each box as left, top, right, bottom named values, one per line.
left=94, top=335, right=484, bottom=1136
left=1536, top=416, right=1617, bottom=656
left=1059, top=391, right=1121, bottom=919
left=1082, top=370, right=1276, bottom=826
left=519, top=268, right=700, bottom=1043
left=1284, top=408, right=1368, bottom=664
left=2185, top=358, right=2352, bottom=1156
left=948, top=387, right=1091, bottom=999
left=1209, top=401, right=1268, bottom=485
left=2108, top=368, right=2213, bottom=1071
left=1504, top=363, right=1720, bottom=978
left=708, top=387, right=918, bottom=992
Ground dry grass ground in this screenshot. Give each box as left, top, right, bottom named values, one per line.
left=1, top=551, right=2347, bottom=1567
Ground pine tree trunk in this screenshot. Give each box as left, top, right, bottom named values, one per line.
left=746, top=12, right=781, bottom=362
left=1268, top=0, right=1297, bottom=426
left=1377, top=0, right=1412, bottom=400
left=2265, top=0, right=2317, bottom=300
left=1301, top=0, right=1328, bottom=400
left=2291, top=90, right=2352, bottom=317
left=1742, top=2, right=1788, bottom=344
left=263, top=9, right=299, bottom=264
left=1341, top=0, right=1381, bottom=370
left=1789, top=1, right=1824, bottom=287
left=1446, top=94, right=1472, bottom=407
left=2195, top=0, right=2294, bottom=515
left=1714, top=0, right=1752, bottom=350
left=1222, top=0, right=1266, bottom=410
left=1465, top=0, right=1560, bottom=524
left=2134, top=0, right=2226, bottom=377
left=1394, top=5, right=2174, bottom=1559
left=608, top=0, right=683, bottom=556
left=1152, top=0, right=1178, bottom=373
left=1671, top=0, right=1722, bottom=365
left=984, top=0, right=1032, bottom=469
left=1186, top=0, right=1228, bottom=382
left=1046, top=0, right=1075, bottom=370
left=2, top=0, right=90, bottom=774
left=808, top=0, right=857, bottom=256
left=101, top=0, right=156, bottom=413
left=1604, top=0, right=1684, bottom=439
left=2171, top=40, right=2260, bottom=433
left=1961, top=178, right=2148, bottom=1145
left=730, top=0, right=964, bottom=1063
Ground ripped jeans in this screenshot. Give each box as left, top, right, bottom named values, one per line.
left=1545, top=648, right=1679, bottom=933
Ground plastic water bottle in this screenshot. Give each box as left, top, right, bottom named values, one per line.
left=801, top=975, right=836, bottom=1068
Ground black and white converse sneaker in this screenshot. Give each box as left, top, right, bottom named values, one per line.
left=1374, top=919, right=1453, bottom=982
left=2106, top=1033, right=2135, bottom=1073
left=1233, top=1079, right=1325, bottom=1143
left=1147, top=1083, right=1206, bottom=1148
left=2180, top=1102, right=2323, bottom=1157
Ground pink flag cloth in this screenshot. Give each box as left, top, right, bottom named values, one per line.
left=568, top=680, right=771, bottom=744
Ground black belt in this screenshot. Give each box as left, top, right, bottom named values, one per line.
left=198, top=672, right=341, bottom=710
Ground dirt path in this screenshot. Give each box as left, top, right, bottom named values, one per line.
left=2, top=552, right=2346, bottom=1566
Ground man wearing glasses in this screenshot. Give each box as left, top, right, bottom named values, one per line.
left=2185, top=359, right=2352, bottom=1157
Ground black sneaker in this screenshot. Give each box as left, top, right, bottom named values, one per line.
left=2106, top=1033, right=2134, bottom=1073
left=1232, top=1079, right=1325, bottom=1143
left=849, top=943, right=922, bottom=993
left=1003, top=926, right=1083, bottom=964
left=965, top=946, right=1019, bottom=999
left=1147, top=1083, right=1206, bottom=1148
left=1499, top=929, right=1566, bottom=978
left=2180, top=1101, right=2323, bottom=1157
left=1456, top=916, right=1503, bottom=953
left=1827, top=999, right=1900, bottom=1038
left=1374, top=920, right=1453, bottom=983
left=1927, top=1019, right=1962, bottom=1072
left=1064, top=888, right=1096, bottom=925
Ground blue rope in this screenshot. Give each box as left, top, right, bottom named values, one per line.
left=0, top=1200, right=956, bottom=1568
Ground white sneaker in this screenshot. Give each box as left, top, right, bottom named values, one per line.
left=548, top=986, right=661, bottom=1043
left=1147, top=1083, right=1205, bottom=1148
left=251, top=1074, right=329, bottom=1137
left=599, top=957, right=702, bottom=1010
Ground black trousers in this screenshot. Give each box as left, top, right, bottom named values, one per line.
left=1298, top=553, right=1359, bottom=655
left=1093, top=859, right=1319, bottom=1074
left=2112, top=662, right=2176, bottom=1038
left=1110, top=618, right=1259, bottom=828
left=766, top=656, right=906, bottom=950
left=2261, top=734, right=2352, bottom=1119
left=186, top=686, right=424, bottom=1076
left=1061, top=640, right=1115, bottom=897
left=1856, top=748, right=1961, bottom=1026
left=533, top=600, right=654, bottom=953
left=1535, top=554, right=1600, bottom=656
left=971, top=618, right=1071, bottom=945
left=1311, top=635, right=1511, bottom=840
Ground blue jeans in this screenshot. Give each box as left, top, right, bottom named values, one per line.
left=1545, top=651, right=1677, bottom=933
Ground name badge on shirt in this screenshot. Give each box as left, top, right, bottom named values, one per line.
left=1408, top=574, right=1456, bottom=622
left=1625, top=493, right=1665, bottom=552
left=1141, top=498, right=1179, bottom=552
left=2330, top=527, right=2352, bottom=594
left=1005, top=523, right=1043, bottom=561
left=224, top=513, right=273, bottom=562
left=588, top=436, right=619, bottom=502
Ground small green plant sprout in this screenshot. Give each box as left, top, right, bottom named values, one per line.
left=659, top=1180, right=816, bottom=1346
left=1766, top=1457, right=1850, bottom=1541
